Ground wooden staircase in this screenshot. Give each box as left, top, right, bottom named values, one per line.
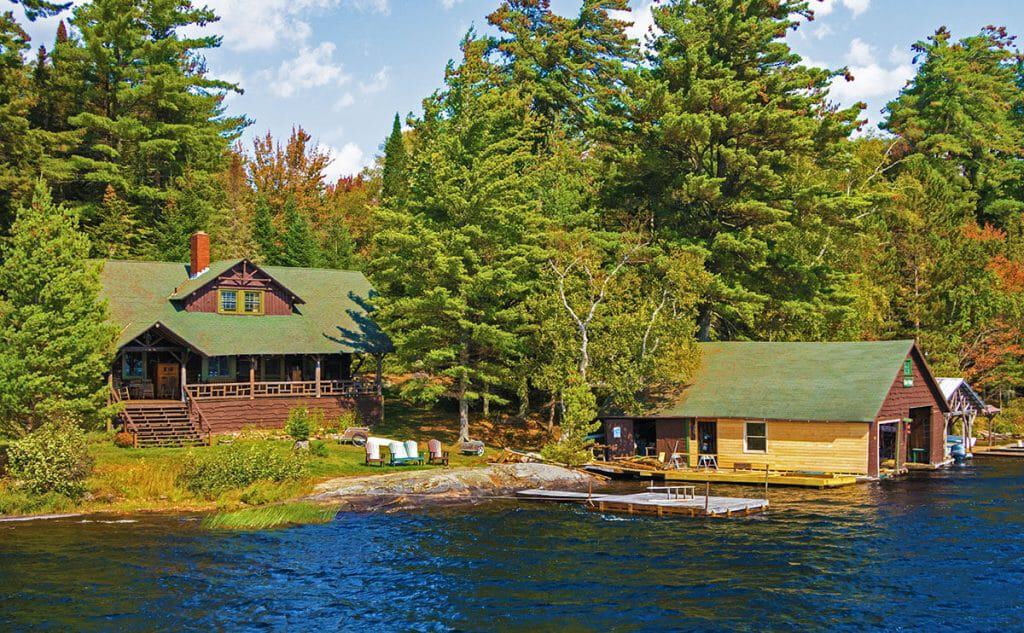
left=120, top=400, right=208, bottom=448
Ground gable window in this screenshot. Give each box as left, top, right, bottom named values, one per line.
left=218, top=289, right=238, bottom=314
left=243, top=290, right=264, bottom=314
left=744, top=422, right=767, bottom=453
left=903, top=359, right=914, bottom=388
left=122, top=352, right=145, bottom=379
left=207, top=356, right=231, bottom=379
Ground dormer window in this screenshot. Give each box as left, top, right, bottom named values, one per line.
left=243, top=290, right=264, bottom=314
left=217, top=288, right=265, bottom=315
left=218, top=289, right=238, bottom=313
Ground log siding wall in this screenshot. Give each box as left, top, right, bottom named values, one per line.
left=195, top=394, right=382, bottom=433
left=704, top=419, right=870, bottom=474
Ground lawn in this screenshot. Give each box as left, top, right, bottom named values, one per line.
left=0, top=415, right=494, bottom=518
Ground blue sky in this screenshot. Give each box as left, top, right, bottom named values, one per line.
left=12, top=0, right=1024, bottom=181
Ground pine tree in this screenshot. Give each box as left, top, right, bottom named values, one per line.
left=87, top=184, right=142, bottom=258
left=252, top=195, right=279, bottom=264
left=0, top=10, right=41, bottom=231
left=278, top=196, right=321, bottom=268
left=380, top=113, right=408, bottom=204
left=603, top=0, right=862, bottom=340
left=152, top=170, right=223, bottom=261
left=321, top=219, right=358, bottom=270
left=10, top=0, right=70, bottom=21
left=0, top=182, right=116, bottom=435
left=49, top=0, right=246, bottom=224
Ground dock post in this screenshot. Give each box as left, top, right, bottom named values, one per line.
left=704, top=480, right=710, bottom=515
left=765, top=463, right=769, bottom=501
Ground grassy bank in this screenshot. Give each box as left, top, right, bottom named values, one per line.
left=0, top=426, right=492, bottom=519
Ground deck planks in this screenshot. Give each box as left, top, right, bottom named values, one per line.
left=516, top=489, right=768, bottom=518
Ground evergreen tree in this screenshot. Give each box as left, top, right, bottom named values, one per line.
left=9, top=0, right=70, bottom=21
left=0, top=10, right=40, bottom=231
left=48, top=0, right=246, bottom=223
left=370, top=36, right=545, bottom=441
left=252, top=195, right=279, bottom=264
left=380, top=113, right=408, bottom=204
left=152, top=170, right=223, bottom=261
left=321, top=219, right=358, bottom=270
left=603, top=0, right=862, bottom=340
left=0, top=182, right=116, bottom=435
left=278, top=196, right=321, bottom=267
left=87, top=184, right=142, bottom=258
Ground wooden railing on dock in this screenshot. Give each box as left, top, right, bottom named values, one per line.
left=184, top=379, right=379, bottom=400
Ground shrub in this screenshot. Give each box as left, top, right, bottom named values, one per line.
left=334, top=409, right=360, bottom=431
left=285, top=407, right=312, bottom=442
left=178, top=443, right=305, bottom=498
left=6, top=419, right=94, bottom=499
left=541, top=381, right=600, bottom=468
left=309, top=440, right=329, bottom=458
left=992, top=399, right=1024, bottom=435
left=113, top=432, right=135, bottom=448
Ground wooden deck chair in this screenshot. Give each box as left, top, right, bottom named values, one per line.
left=364, top=440, right=385, bottom=467
left=427, top=439, right=449, bottom=466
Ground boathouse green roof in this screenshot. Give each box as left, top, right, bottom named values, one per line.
left=640, top=340, right=926, bottom=422
left=99, top=259, right=392, bottom=357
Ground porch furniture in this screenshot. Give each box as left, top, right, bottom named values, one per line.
left=339, top=426, right=370, bottom=446
left=460, top=440, right=485, bottom=456
left=365, top=440, right=385, bottom=467
left=668, top=453, right=686, bottom=469
left=647, top=485, right=696, bottom=500
left=697, top=454, right=718, bottom=471
left=910, top=448, right=927, bottom=464
left=387, top=440, right=424, bottom=466
left=427, top=439, right=449, bottom=466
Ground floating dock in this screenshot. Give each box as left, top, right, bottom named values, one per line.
left=586, top=461, right=858, bottom=488
left=516, top=489, right=768, bottom=518
left=974, top=445, right=1024, bottom=459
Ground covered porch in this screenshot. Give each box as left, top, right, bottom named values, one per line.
left=111, top=326, right=383, bottom=402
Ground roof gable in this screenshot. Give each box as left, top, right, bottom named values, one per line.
left=99, top=259, right=392, bottom=356
left=643, top=340, right=927, bottom=422
left=170, top=259, right=305, bottom=304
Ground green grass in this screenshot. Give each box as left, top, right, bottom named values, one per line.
left=202, top=502, right=337, bottom=530
left=0, top=402, right=497, bottom=519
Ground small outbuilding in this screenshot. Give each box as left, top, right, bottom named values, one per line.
left=601, top=340, right=950, bottom=478
left=937, top=377, right=997, bottom=458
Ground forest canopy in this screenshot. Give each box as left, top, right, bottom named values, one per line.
left=0, top=0, right=1021, bottom=438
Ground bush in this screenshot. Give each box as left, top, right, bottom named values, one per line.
left=178, top=443, right=305, bottom=498
left=285, top=407, right=312, bottom=442
left=541, top=381, right=600, bottom=468
left=309, top=440, right=329, bottom=458
left=992, top=399, right=1024, bottom=435
left=113, top=432, right=134, bottom=448
left=6, top=420, right=94, bottom=499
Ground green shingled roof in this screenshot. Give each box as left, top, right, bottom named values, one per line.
left=99, top=259, right=392, bottom=357
left=643, top=340, right=918, bottom=422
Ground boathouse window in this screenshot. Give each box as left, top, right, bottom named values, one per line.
left=122, top=352, right=145, bottom=379
left=218, top=289, right=238, bottom=314
left=903, top=359, right=914, bottom=387
left=744, top=422, right=767, bottom=453
left=263, top=356, right=284, bottom=380
left=207, top=356, right=231, bottom=378
left=243, top=290, right=264, bottom=314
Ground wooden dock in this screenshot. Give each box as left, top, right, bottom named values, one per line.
left=586, top=462, right=858, bottom=488
left=974, top=445, right=1024, bottom=459
left=516, top=489, right=768, bottom=518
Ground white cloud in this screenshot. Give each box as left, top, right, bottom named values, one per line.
left=333, top=92, right=356, bottom=110
left=321, top=142, right=367, bottom=181
left=811, top=0, right=870, bottom=18
left=359, top=67, right=389, bottom=94
left=267, top=42, right=351, bottom=98
left=197, top=0, right=389, bottom=52
left=829, top=38, right=914, bottom=107
left=440, top=0, right=464, bottom=8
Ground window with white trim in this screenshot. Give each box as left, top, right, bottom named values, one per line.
left=744, top=421, right=767, bottom=453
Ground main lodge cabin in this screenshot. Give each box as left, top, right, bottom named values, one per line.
left=601, top=340, right=950, bottom=478
left=100, top=232, right=392, bottom=446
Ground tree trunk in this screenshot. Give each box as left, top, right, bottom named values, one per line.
left=697, top=303, right=713, bottom=342
left=517, top=377, right=529, bottom=418
left=482, top=383, right=490, bottom=418
left=458, top=395, right=470, bottom=442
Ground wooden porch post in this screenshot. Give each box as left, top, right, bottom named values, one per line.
left=315, top=356, right=322, bottom=398
left=249, top=355, right=256, bottom=400
left=180, top=364, right=187, bottom=402
left=106, top=373, right=114, bottom=432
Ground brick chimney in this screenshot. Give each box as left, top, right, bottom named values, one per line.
left=189, top=231, right=210, bottom=278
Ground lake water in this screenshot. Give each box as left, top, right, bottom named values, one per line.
left=2, top=461, right=1024, bottom=632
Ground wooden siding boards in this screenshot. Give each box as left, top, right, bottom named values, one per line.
left=869, top=345, right=948, bottom=476
left=655, top=419, right=688, bottom=461
left=195, top=394, right=382, bottom=433
left=183, top=261, right=295, bottom=315
left=712, top=419, right=870, bottom=474
left=603, top=418, right=634, bottom=459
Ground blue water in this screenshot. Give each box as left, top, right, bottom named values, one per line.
left=2, top=461, right=1024, bottom=632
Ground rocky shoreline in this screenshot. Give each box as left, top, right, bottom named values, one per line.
left=307, top=462, right=600, bottom=511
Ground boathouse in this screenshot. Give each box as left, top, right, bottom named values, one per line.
left=99, top=232, right=392, bottom=446
left=601, top=340, right=950, bottom=478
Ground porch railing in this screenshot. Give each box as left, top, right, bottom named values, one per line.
left=184, top=379, right=379, bottom=400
